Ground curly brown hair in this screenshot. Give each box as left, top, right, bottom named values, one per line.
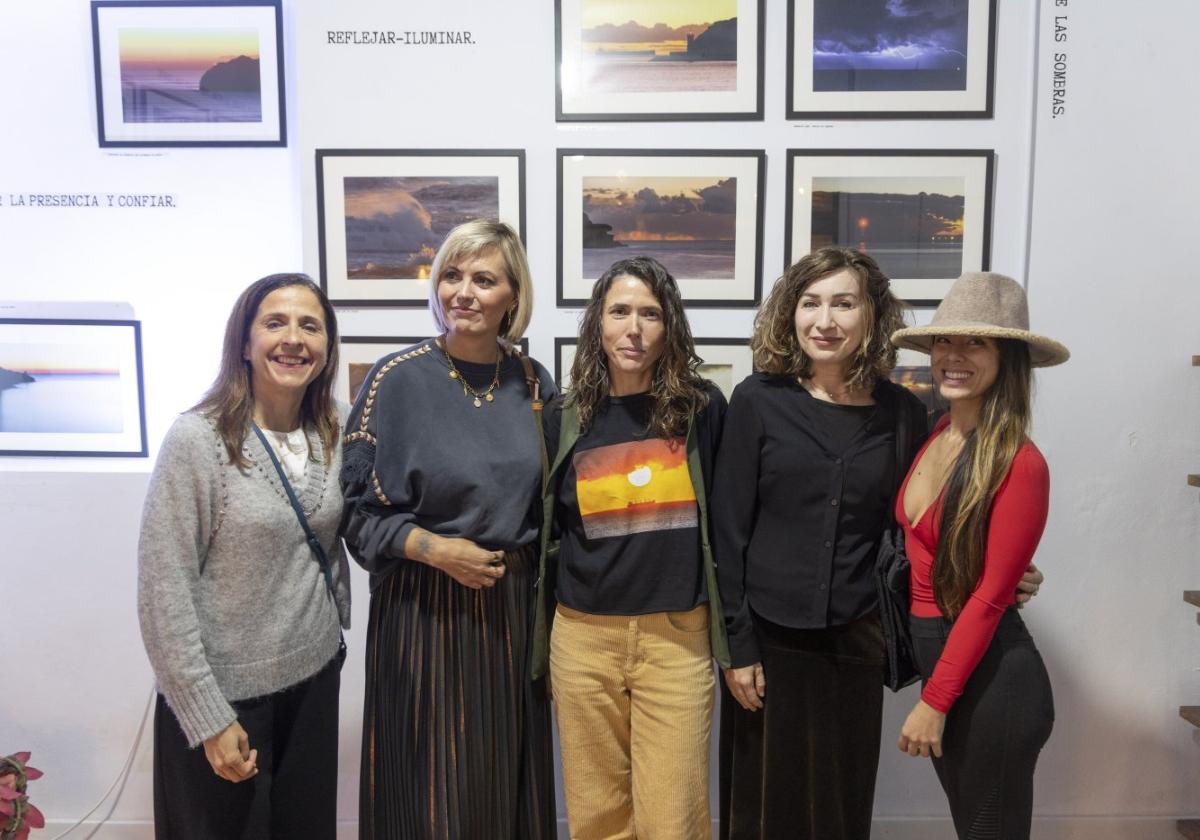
left=568, top=256, right=709, bottom=439
left=752, top=247, right=906, bottom=391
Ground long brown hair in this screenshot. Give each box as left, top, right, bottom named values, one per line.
left=933, top=339, right=1033, bottom=618
left=752, top=247, right=905, bottom=391
left=193, top=273, right=340, bottom=468
left=568, top=256, right=708, bottom=439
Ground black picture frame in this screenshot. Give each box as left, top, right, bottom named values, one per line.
left=0, top=318, right=148, bottom=457
left=316, top=149, right=527, bottom=308
left=557, top=148, right=766, bottom=308
left=784, top=148, right=994, bottom=305
left=555, top=0, right=765, bottom=122
left=91, top=0, right=287, bottom=147
left=786, top=0, right=997, bottom=120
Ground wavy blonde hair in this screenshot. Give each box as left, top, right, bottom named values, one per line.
left=752, top=247, right=905, bottom=392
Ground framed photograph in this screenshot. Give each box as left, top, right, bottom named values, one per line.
left=0, top=319, right=147, bottom=457
left=317, top=150, right=526, bottom=308
left=787, top=0, right=996, bottom=119
left=559, top=149, right=765, bottom=308
left=556, top=0, right=764, bottom=121
left=337, top=336, right=529, bottom=405
left=785, top=149, right=993, bottom=304
left=91, top=0, right=286, bottom=147
left=555, top=336, right=752, bottom=401
left=890, top=348, right=946, bottom=421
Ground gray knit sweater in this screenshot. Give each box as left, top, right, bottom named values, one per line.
left=137, top=412, right=351, bottom=747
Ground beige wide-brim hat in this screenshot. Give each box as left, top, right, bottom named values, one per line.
left=890, top=272, right=1070, bottom=368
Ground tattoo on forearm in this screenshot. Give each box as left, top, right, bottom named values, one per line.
left=416, top=531, right=432, bottom=561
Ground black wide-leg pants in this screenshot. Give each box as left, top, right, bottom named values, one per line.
left=153, top=649, right=343, bottom=840
left=910, top=608, right=1054, bottom=840
left=719, top=611, right=885, bottom=840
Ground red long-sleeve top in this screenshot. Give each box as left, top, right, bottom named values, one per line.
left=896, top=416, right=1050, bottom=713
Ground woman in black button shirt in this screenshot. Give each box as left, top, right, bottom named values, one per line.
left=713, top=246, right=918, bottom=840
left=713, top=248, right=1042, bottom=839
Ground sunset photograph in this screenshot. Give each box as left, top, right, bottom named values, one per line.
left=582, top=175, right=737, bottom=280
left=579, top=0, right=738, bottom=93
left=0, top=340, right=123, bottom=434
left=118, top=27, right=263, bottom=122
left=810, top=175, right=966, bottom=279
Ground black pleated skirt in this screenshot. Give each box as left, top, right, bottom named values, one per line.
left=359, top=543, right=556, bottom=840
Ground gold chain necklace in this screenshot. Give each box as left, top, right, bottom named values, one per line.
left=439, top=339, right=502, bottom=408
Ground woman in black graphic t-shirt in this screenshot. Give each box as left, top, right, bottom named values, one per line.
left=530, top=256, right=730, bottom=839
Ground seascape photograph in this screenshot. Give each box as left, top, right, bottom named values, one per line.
left=118, top=27, right=263, bottom=123
left=812, top=0, right=969, bottom=92
left=582, top=175, right=737, bottom=280
left=810, top=175, right=966, bottom=279
left=580, top=0, right=738, bottom=93
left=891, top=351, right=946, bottom=420
left=342, top=176, right=500, bottom=280
left=0, top=342, right=124, bottom=434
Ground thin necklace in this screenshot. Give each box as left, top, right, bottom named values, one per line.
left=439, top=338, right=502, bottom=408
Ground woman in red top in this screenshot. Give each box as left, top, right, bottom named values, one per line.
left=891, top=271, right=1069, bottom=839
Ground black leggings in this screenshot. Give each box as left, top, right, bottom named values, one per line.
left=910, top=609, right=1054, bottom=840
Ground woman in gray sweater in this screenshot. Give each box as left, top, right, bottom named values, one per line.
left=137, top=273, right=351, bottom=839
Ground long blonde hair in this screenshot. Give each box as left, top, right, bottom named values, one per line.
left=933, top=339, right=1033, bottom=618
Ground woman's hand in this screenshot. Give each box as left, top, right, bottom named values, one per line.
left=203, top=721, right=258, bottom=782
left=898, top=700, right=946, bottom=758
left=1015, top=561, right=1044, bottom=607
left=406, top=528, right=506, bottom=589
left=723, top=663, right=766, bottom=712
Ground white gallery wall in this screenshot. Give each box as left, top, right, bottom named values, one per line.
left=0, top=1, right=1197, bottom=837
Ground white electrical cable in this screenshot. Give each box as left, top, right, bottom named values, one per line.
left=48, top=685, right=155, bottom=840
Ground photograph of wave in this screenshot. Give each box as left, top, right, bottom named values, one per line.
left=342, top=176, right=500, bottom=281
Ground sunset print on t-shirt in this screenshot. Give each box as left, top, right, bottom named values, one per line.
left=573, top=438, right=697, bottom=540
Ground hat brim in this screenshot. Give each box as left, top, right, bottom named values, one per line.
left=890, top=325, right=1070, bottom=368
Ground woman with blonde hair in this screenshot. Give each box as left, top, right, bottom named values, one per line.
left=891, top=272, right=1066, bottom=839
left=341, top=218, right=557, bottom=839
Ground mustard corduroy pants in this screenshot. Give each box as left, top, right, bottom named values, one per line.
left=550, top=603, right=715, bottom=840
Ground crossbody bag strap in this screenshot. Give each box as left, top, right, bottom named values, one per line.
left=519, top=355, right=549, bottom=490
left=251, top=424, right=336, bottom=600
